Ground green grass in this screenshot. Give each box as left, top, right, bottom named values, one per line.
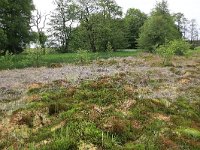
left=0, top=50, right=140, bottom=70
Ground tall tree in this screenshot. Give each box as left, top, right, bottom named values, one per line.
left=31, top=9, right=48, bottom=50
left=75, top=0, right=123, bottom=52
left=173, top=13, right=189, bottom=39
left=125, top=8, right=147, bottom=48
left=48, top=0, right=79, bottom=52
left=0, top=0, right=34, bottom=53
left=188, top=19, right=198, bottom=44
left=76, top=0, right=100, bottom=52
left=0, top=28, right=7, bottom=54
left=138, top=0, right=180, bottom=52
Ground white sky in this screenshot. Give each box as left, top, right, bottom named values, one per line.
left=33, top=0, right=200, bottom=25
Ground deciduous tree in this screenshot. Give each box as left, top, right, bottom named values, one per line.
left=138, top=0, right=180, bottom=52
left=125, top=8, right=147, bottom=48
left=48, top=0, right=79, bottom=52
left=0, top=0, right=34, bottom=53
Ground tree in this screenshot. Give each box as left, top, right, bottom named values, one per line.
left=173, top=13, right=189, bottom=39
left=0, top=0, right=34, bottom=53
left=76, top=0, right=101, bottom=52
left=138, top=0, right=180, bottom=52
left=125, top=8, right=147, bottom=48
left=0, top=28, right=7, bottom=54
left=69, top=0, right=127, bottom=52
left=188, top=19, right=198, bottom=44
left=69, top=13, right=127, bottom=52
left=31, top=9, right=48, bottom=50
left=48, top=0, right=79, bottom=52
left=98, top=0, right=122, bottom=18
left=74, top=0, right=123, bottom=52
left=48, top=0, right=125, bottom=52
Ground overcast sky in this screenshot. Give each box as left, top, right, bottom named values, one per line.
left=33, top=0, right=200, bottom=25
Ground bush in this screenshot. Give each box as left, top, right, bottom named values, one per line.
left=169, top=39, right=190, bottom=56
left=156, top=43, right=174, bottom=66
left=0, top=51, right=14, bottom=68
left=25, top=48, right=44, bottom=67
left=156, top=39, right=190, bottom=65
left=76, top=48, right=90, bottom=64
left=194, top=46, right=200, bottom=51
left=106, top=41, right=114, bottom=57
left=106, top=41, right=113, bottom=53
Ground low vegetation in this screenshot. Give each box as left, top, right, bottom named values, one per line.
left=156, top=39, right=191, bottom=66
left=0, top=0, right=200, bottom=149
left=0, top=50, right=139, bottom=70
left=0, top=49, right=200, bottom=149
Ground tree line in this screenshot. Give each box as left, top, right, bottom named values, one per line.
left=0, top=0, right=199, bottom=54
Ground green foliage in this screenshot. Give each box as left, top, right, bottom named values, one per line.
left=68, top=0, right=127, bottom=52
left=156, top=40, right=190, bottom=65
left=0, top=50, right=139, bottom=70
left=26, top=48, right=44, bottom=67
left=0, top=51, right=14, bottom=68
left=170, top=39, right=191, bottom=55
left=156, top=43, right=175, bottom=66
left=177, top=128, right=200, bottom=140
left=0, top=28, right=7, bottom=53
left=38, top=32, right=48, bottom=49
left=106, top=41, right=113, bottom=53
left=69, top=26, right=90, bottom=51
left=125, top=8, right=147, bottom=49
left=138, top=0, right=180, bottom=52
left=70, top=13, right=128, bottom=52
left=76, top=48, right=91, bottom=64
left=48, top=0, right=79, bottom=52
left=0, top=0, right=34, bottom=53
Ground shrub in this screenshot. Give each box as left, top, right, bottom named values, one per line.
left=0, top=51, right=14, bottom=68
left=106, top=41, right=113, bottom=53
left=169, top=39, right=190, bottom=56
left=156, top=43, right=175, bottom=66
left=76, top=48, right=90, bottom=64
left=156, top=39, right=190, bottom=65
left=106, top=41, right=114, bottom=58
left=26, top=48, right=44, bottom=67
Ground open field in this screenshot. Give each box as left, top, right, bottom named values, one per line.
left=0, top=50, right=200, bottom=149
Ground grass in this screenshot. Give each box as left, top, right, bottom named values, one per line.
left=1, top=71, right=200, bottom=149
left=0, top=50, right=140, bottom=70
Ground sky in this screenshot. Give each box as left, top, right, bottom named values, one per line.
left=33, top=0, right=200, bottom=25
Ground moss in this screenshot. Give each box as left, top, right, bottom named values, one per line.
left=177, top=128, right=200, bottom=140
left=124, top=142, right=145, bottom=150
